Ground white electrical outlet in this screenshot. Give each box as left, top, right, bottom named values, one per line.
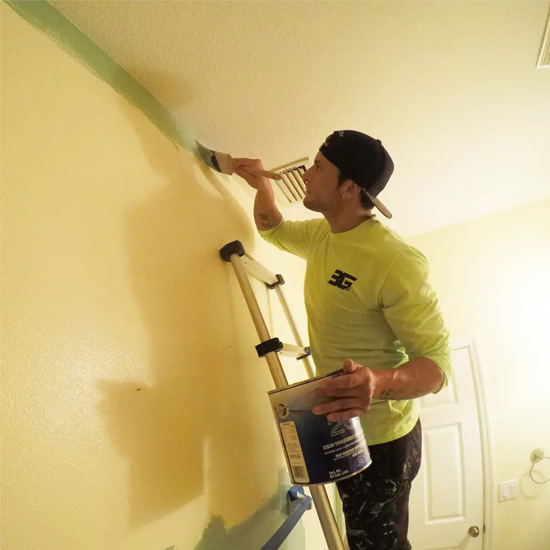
left=498, top=479, right=518, bottom=501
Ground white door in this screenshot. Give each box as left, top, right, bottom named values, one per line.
left=408, top=342, right=485, bottom=550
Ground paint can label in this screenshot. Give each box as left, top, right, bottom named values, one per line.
left=269, top=369, right=371, bottom=485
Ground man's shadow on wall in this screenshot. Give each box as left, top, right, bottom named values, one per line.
left=97, top=97, right=285, bottom=531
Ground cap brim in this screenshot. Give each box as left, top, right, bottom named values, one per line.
left=366, top=192, right=393, bottom=219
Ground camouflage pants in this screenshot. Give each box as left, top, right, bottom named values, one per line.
left=336, top=420, right=422, bottom=550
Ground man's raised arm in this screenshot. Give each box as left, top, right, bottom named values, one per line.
left=233, top=158, right=283, bottom=230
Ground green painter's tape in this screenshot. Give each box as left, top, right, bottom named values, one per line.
left=4, top=0, right=196, bottom=153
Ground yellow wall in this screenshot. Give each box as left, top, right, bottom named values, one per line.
left=7, top=2, right=548, bottom=549
left=1, top=4, right=320, bottom=549
left=409, top=199, right=550, bottom=550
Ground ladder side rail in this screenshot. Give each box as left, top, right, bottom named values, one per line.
left=274, top=286, right=316, bottom=378
left=309, top=486, right=346, bottom=550
left=227, top=253, right=288, bottom=389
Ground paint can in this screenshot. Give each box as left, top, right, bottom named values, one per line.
left=269, top=369, right=371, bottom=485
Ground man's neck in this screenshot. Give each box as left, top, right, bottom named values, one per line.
left=324, top=209, right=374, bottom=233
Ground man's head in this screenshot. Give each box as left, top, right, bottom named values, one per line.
left=302, top=130, right=394, bottom=218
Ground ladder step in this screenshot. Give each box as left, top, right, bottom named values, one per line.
left=241, top=255, right=284, bottom=288
left=255, top=338, right=311, bottom=360
left=281, top=343, right=311, bottom=360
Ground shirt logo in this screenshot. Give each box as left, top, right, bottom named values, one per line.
left=328, top=270, right=357, bottom=291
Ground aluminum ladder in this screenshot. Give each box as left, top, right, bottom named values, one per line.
left=219, top=240, right=346, bottom=550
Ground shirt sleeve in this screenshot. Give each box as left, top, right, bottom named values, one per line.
left=378, top=247, right=452, bottom=389
left=259, top=219, right=323, bottom=260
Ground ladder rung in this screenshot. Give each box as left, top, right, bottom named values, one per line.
left=280, top=343, right=311, bottom=360
left=219, top=241, right=285, bottom=288
left=255, top=339, right=311, bottom=360
left=241, top=254, right=284, bottom=287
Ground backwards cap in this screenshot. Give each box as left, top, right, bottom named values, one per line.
left=319, top=130, right=394, bottom=218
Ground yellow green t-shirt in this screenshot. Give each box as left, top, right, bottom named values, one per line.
left=260, top=216, right=451, bottom=445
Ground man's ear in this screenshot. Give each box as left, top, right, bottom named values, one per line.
left=343, top=181, right=361, bottom=198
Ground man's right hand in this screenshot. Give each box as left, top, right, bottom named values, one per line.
left=232, top=158, right=283, bottom=230
left=232, top=158, right=271, bottom=190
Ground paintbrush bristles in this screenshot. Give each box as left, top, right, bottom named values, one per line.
left=196, top=140, right=282, bottom=180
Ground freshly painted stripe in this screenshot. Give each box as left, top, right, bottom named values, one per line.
left=4, top=0, right=196, bottom=153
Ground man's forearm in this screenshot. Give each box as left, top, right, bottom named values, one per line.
left=373, top=358, right=445, bottom=400
left=312, top=357, right=446, bottom=421
left=254, top=181, right=283, bottom=230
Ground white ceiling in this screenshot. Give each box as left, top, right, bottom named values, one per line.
left=50, top=0, right=550, bottom=236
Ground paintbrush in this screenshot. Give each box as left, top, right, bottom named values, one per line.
left=196, top=141, right=282, bottom=181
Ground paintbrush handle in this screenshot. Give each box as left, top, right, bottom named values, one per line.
left=240, top=166, right=282, bottom=181
left=227, top=154, right=282, bottom=181
left=254, top=169, right=282, bottom=181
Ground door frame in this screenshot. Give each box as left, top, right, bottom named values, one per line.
left=452, top=337, right=495, bottom=550
left=332, top=337, right=495, bottom=550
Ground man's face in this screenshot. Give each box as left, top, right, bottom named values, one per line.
left=301, top=152, right=343, bottom=213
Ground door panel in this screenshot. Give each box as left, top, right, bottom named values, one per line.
left=409, top=344, right=484, bottom=550
left=424, top=426, right=464, bottom=520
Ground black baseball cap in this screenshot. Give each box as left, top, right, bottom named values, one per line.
left=319, top=130, right=394, bottom=218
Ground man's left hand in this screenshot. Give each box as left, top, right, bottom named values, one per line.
left=312, top=359, right=378, bottom=421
